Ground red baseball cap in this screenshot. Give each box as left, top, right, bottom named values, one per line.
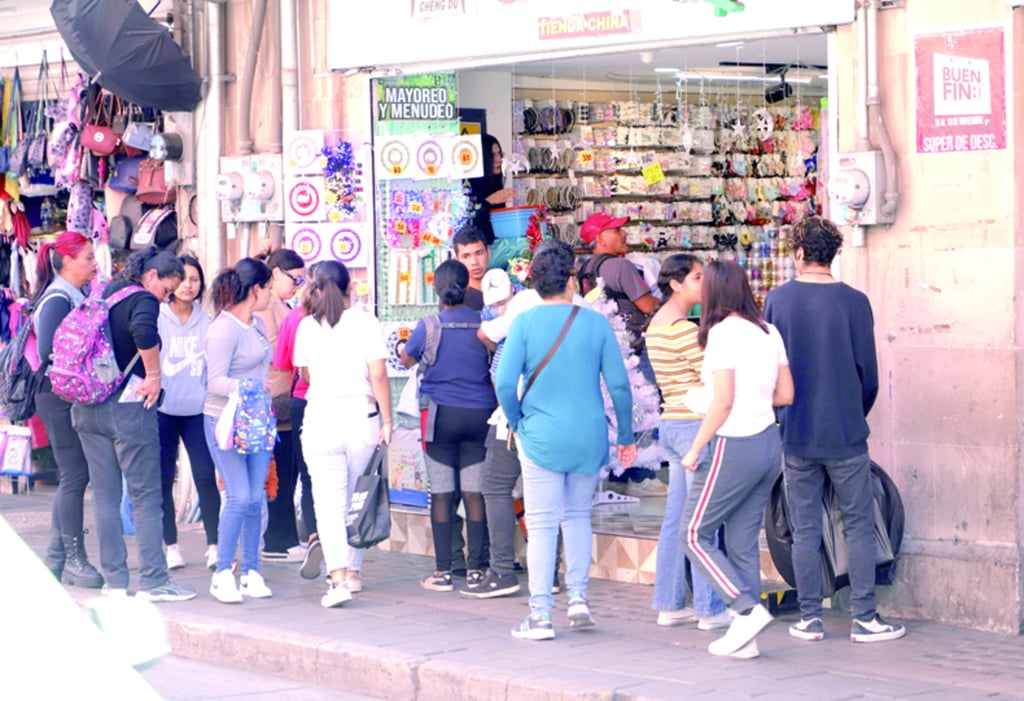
left=580, top=212, right=629, bottom=245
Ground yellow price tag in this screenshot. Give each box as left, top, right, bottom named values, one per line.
left=398, top=327, right=411, bottom=340
left=355, top=282, right=370, bottom=296
left=642, top=162, right=665, bottom=185
left=577, top=150, right=594, bottom=167
left=424, top=272, right=435, bottom=285
left=410, top=202, right=424, bottom=215
left=395, top=220, right=407, bottom=234
left=425, top=164, right=437, bottom=176
left=391, top=164, right=404, bottom=175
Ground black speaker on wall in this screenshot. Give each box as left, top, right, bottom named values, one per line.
left=765, top=81, right=793, bottom=104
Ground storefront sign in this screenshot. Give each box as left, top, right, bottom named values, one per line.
left=375, top=73, right=458, bottom=137
left=538, top=10, right=638, bottom=41
left=915, top=27, right=1006, bottom=154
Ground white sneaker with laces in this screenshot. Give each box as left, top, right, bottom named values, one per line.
left=850, top=615, right=906, bottom=643
left=729, top=639, right=760, bottom=659
left=708, top=604, right=773, bottom=656
left=625, top=478, right=669, bottom=498
left=697, top=609, right=734, bottom=631
left=205, top=546, right=218, bottom=571
left=210, top=569, right=243, bottom=604
left=165, top=544, right=186, bottom=570
left=240, top=570, right=273, bottom=599
left=321, top=580, right=352, bottom=608
left=657, top=608, right=697, bottom=626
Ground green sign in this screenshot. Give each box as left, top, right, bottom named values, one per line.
left=705, top=0, right=745, bottom=17
left=375, top=73, right=457, bottom=136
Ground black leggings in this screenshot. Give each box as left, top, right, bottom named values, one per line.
left=36, top=389, right=91, bottom=536
left=158, top=412, right=220, bottom=546
left=290, top=397, right=317, bottom=536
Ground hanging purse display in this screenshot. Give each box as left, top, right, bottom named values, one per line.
left=81, top=90, right=120, bottom=156
left=136, top=158, right=175, bottom=204
left=131, top=207, right=178, bottom=251
left=27, top=52, right=51, bottom=168
left=108, top=155, right=143, bottom=193
left=7, top=67, right=29, bottom=176
left=122, top=104, right=156, bottom=153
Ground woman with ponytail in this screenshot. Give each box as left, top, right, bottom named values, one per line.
left=71, top=246, right=195, bottom=602
left=204, top=258, right=276, bottom=604
left=32, top=231, right=103, bottom=588
left=399, top=259, right=495, bottom=593
left=292, top=261, right=392, bottom=607
left=644, top=254, right=729, bottom=631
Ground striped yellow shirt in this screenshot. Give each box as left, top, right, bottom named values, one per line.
left=646, top=320, right=704, bottom=421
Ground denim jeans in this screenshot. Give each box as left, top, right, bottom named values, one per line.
left=784, top=452, right=877, bottom=621
left=72, top=395, right=168, bottom=590
left=653, top=419, right=726, bottom=617
left=481, top=424, right=521, bottom=576
left=518, top=440, right=600, bottom=615
left=204, top=416, right=272, bottom=574
left=301, top=399, right=380, bottom=574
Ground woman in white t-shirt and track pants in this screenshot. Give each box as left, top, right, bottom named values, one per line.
left=679, top=260, right=794, bottom=660
left=293, top=261, right=393, bottom=609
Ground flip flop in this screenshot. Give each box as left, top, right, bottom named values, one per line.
left=592, top=490, right=640, bottom=507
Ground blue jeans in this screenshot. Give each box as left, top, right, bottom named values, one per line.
left=784, top=452, right=877, bottom=621
left=518, top=440, right=600, bottom=615
left=204, top=416, right=272, bottom=574
left=71, top=395, right=167, bottom=590
left=653, top=419, right=726, bottom=617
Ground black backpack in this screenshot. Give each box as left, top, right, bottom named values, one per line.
left=0, top=311, right=40, bottom=422
left=577, top=253, right=628, bottom=300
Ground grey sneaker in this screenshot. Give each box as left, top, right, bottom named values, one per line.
left=851, top=615, right=906, bottom=643
left=459, top=569, right=520, bottom=599
left=136, top=581, right=198, bottom=603
left=511, top=612, right=555, bottom=640
left=299, top=537, right=324, bottom=580
left=789, top=617, right=826, bottom=641
left=420, top=570, right=454, bottom=592
left=567, top=596, right=595, bottom=629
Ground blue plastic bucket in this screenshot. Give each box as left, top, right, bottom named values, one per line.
left=490, top=206, right=545, bottom=239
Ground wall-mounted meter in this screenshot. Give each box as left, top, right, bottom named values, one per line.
left=218, top=155, right=283, bottom=222
left=828, top=151, right=894, bottom=226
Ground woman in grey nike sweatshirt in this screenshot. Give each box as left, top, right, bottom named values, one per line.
left=157, top=255, right=218, bottom=571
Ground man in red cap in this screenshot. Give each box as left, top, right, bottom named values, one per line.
left=577, top=212, right=666, bottom=498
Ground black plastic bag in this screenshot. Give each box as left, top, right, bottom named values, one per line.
left=346, top=444, right=391, bottom=549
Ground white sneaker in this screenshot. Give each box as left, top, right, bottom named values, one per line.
left=625, top=478, right=669, bottom=497
left=321, top=580, right=352, bottom=608
left=345, top=571, right=363, bottom=593
left=205, top=546, right=218, bottom=571
left=657, top=608, right=697, bottom=626
left=697, top=609, right=734, bottom=631
left=261, top=544, right=307, bottom=563
left=729, top=639, right=760, bottom=659
left=708, top=604, right=773, bottom=656
left=166, top=544, right=186, bottom=570
left=240, top=570, right=273, bottom=599
left=101, top=585, right=128, bottom=597
left=210, top=569, right=243, bottom=604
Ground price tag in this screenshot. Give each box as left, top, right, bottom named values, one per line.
left=391, top=164, right=404, bottom=175
left=410, top=201, right=424, bottom=215
left=393, top=191, right=405, bottom=205
left=424, top=272, right=435, bottom=285
left=394, top=220, right=408, bottom=234
left=577, top=150, right=594, bottom=167
left=460, top=150, right=473, bottom=165
left=642, top=162, right=665, bottom=185
left=425, top=164, right=437, bottom=176
left=398, top=326, right=411, bottom=340
left=398, top=271, right=411, bottom=283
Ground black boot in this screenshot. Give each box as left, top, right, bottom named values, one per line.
left=43, top=528, right=65, bottom=580
left=61, top=532, right=104, bottom=589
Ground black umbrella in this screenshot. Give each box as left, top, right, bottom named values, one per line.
left=50, top=0, right=202, bottom=112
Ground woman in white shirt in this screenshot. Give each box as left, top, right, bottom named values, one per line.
left=293, top=261, right=393, bottom=608
left=679, top=260, right=794, bottom=659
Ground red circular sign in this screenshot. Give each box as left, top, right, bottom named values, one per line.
left=288, top=180, right=321, bottom=218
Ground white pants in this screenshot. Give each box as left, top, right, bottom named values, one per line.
left=301, top=398, right=381, bottom=573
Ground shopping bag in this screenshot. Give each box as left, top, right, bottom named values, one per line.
left=346, top=444, right=391, bottom=549
left=215, top=393, right=239, bottom=451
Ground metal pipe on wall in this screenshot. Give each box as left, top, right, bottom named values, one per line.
left=202, top=0, right=226, bottom=275
left=280, top=0, right=298, bottom=136
left=237, top=0, right=269, bottom=155
left=865, top=0, right=900, bottom=218
left=855, top=0, right=871, bottom=151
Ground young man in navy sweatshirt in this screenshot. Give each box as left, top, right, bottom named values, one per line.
left=763, top=216, right=905, bottom=644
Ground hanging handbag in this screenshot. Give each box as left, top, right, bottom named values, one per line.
left=0, top=76, right=10, bottom=174
left=506, top=306, right=580, bottom=451
left=131, top=207, right=178, bottom=250
left=66, top=181, right=94, bottom=234
left=81, top=90, right=120, bottom=156
left=136, top=158, right=175, bottom=204
left=122, top=104, right=155, bottom=152
left=7, top=68, right=29, bottom=176
left=111, top=96, right=128, bottom=136
left=346, top=443, right=391, bottom=549
left=27, top=52, right=51, bottom=168
left=108, top=155, right=143, bottom=193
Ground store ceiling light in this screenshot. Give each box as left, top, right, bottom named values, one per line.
left=715, top=41, right=744, bottom=48
left=653, top=67, right=682, bottom=73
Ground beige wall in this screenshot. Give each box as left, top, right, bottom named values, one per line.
left=835, top=2, right=1022, bottom=633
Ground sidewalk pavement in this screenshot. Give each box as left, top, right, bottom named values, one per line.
left=5, top=485, right=1024, bottom=701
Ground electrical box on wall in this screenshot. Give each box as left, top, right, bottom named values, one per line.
left=217, top=155, right=283, bottom=223
left=154, top=111, right=195, bottom=187
left=829, top=151, right=894, bottom=227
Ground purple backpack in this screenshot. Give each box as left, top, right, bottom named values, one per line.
left=48, top=285, right=144, bottom=405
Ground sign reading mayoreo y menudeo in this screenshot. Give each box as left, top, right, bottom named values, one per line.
left=538, top=9, right=640, bottom=40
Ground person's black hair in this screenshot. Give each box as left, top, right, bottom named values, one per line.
left=480, top=133, right=502, bottom=179
left=697, top=260, right=767, bottom=348
left=311, top=260, right=350, bottom=327
left=209, top=257, right=272, bottom=314
left=453, top=225, right=487, bottom=254
left=259, top=247, right=305, bottom=272
left=531, top=239, right=576, bottom=299
left=115, top=246, right=185, bottom=286
left=644, top=253, right=702, bottom=329
left=433, top=259, right=469, bottom=307
left=173, top=253, right=206, bottom=303
left=790, top=216, right=844, bottom=266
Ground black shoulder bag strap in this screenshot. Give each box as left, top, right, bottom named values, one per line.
left=521, top=305, right=580, bottom=402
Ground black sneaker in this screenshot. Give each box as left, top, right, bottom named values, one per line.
left=459, top=569, right=521, bottom=599
left=851, top=615, right=906, bottom=643
left=789, top=617, right=826, bottom=641
left=420, top=570, right=454, bottom=592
